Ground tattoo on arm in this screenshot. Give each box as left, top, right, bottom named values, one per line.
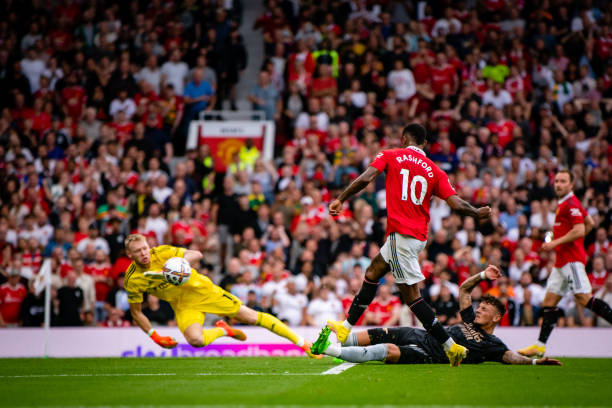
left=458, top=273, right=482, bottom=309
left=502, top=351, right=534, bottom=365
left=337, top=167, right=380, bottom=203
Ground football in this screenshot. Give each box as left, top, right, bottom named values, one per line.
left=162, top=257, right=192, bottom=286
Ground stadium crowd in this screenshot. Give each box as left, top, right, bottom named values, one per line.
left=0, top=0, right=611, bottom=331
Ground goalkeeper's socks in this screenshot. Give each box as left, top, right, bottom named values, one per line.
left=538, top=306, right=560, bottom=344
left=408, top=296, right=452, bottom=348
left=202, top=328, right=227, bottom=346
left=256, top=312, right=301, bottom=345
left=346, top=278, right=379, bottom=325
left=587, top=297, right=612, bottom=324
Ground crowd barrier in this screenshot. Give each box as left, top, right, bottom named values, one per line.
left=1, top=327, right=611, bottom=358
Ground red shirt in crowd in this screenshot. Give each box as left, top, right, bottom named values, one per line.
left=553, top=192, right=588, bottom=268
left=61, top=85, right=87, bottom=120
left=85, top=263, right=112, bottom=302
left=341, top=295, right=365, bottom=326
left=589, top=270, right=609, bottom=292
left=369, top=146, right=457, bottom=241
left=430, top=64, right=455, bottom=94
left=486, top=119, right=515, bottom=148
left=367, top=295, right=401, bottom=325
left=0, top=282, right=27, bottom=324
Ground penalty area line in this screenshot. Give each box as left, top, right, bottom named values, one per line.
left=321, top=362, right=356, bottom=375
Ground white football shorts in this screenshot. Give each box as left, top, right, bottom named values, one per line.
left=380, top=232, right=427, bottom=285
left=545, top=262, right=592, bottom=296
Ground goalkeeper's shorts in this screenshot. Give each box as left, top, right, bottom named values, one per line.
left=172, top=281, right=242, bottom=333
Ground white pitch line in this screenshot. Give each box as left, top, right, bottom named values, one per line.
left=0, top=373, right=177, bottom=378
left=195, top=372, right=321, bottom=376
left=321, top=362, right=356, bottom=375
left=15, top=405, right=612, bottom=408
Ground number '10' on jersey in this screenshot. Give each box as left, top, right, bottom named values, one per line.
left=369, top=146, right=457, bottom=241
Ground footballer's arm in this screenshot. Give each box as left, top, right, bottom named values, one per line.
left=329, top=166, right=381, bottom=215
left=459, top=265, right=502, bottom=310
left=183, top=249, right=203, bottom=267
left=130, top=302, right=178, bottom=349
left=446, top=195, right=491, bottom=222
left=584, top=215, right=595, bottom=235
left=502, top=350, right=562, bottom=366
left=542, top=222, right=585, bottom=251
left=130, top=302, right=153, bottom=333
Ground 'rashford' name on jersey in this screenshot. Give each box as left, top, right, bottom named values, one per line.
left=369, top=146, right=456, bottom=241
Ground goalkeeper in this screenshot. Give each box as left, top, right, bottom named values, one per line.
left=124, top=234, right=318, bottom=357
left=311, top=265, right=561, bottom=366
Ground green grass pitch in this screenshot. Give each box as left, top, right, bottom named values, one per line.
left=1, top=357, right=611, bottom=407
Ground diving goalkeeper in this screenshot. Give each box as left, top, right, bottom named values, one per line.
left=311, top=265, right=561, bottom=366
left=124, top=234, right=317, bottom=357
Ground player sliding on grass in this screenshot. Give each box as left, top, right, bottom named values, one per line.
left=312, top=265, right=561, bottom=366
left=324, top=123, right=491, bottom=366
left=124, top=234, right=319, bottom=357
left=518, top=170, right=612, bottom=358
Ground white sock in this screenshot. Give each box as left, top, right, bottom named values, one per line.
left=536, top=340, right=546, bottom=348
left=344, top=332, right=358, bottom=347
left=342, top=320, right=353, bottom=330
left=296, top=337, right=305, bottom=347
left=325, top=343, right=342, bottom=357
left=443, top=337, right=455, bottom=352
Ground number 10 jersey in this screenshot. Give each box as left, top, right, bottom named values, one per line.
left=369, top=146, right=456, bottom=241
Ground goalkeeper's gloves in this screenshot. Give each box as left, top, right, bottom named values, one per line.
left=148, top=328, right=178, bottom=349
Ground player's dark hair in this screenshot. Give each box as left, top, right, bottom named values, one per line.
left=556, top=168, right=574, bottom=182
left=481, top=294, right=506, bottom=317
left=402, top=123, right=427, bottom=145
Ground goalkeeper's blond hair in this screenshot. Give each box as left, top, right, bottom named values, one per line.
left=124, top=233, right=147, bottom=250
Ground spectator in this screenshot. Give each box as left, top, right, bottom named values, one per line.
left=0, top=268, right=27, bottom=327
left=183, top=68, right=215, bottom=121
left=249, top=70, right=280, bottom=120
left=305, top=285, right=343, bottom=327
left=142, top=294, right=174, bottom=326
left=161, top=49, right=189, bottom=95
left=56, top=272, right=84, bottom=326
left=365, top=284, right=401, bottom=326
left=273, top=278, right=307, bottom=326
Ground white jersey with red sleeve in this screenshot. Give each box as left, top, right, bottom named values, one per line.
left=369, top=146, right=457, bottom=241
left=553, top=192, right=588, bottom=268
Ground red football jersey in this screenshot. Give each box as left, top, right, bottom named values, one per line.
left=553, top=193, right=588, bottom=268
left=0, top=283, right=27, bottom=324
left=368, top=296, right=401, bottom=326
left=369, top=146, right=457, bottom=241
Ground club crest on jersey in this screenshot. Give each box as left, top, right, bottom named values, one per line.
left=396, top=154, right=434, bottom=178
left=570, top=208, right=581, bottom=217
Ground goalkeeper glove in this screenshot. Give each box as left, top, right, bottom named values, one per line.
left=148, top=329, right=178, bottom=349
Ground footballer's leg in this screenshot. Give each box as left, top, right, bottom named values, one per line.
left=182, top=322, right=229, bottom=348
left=577, top=293, right=612, bottom=324
left=328, top=253, right=389, bottom=343
left=397, top=281, right=466, bottom=366
left=233, top=305, right=320, bottom=358
left=518, top=291, right=562, bottom=357
left=177, top=309, right=244, bottom=347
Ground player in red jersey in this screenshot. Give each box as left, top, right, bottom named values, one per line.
left=320, top=124, right=491, bottom=366
left=518, top=170, right=612, bottom=358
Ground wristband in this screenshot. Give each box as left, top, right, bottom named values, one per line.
left=532, top=359, right=537, bottom=365
left=147, top=329, right=155, bottom=337
left=479, top=271, right=487, bottom=280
